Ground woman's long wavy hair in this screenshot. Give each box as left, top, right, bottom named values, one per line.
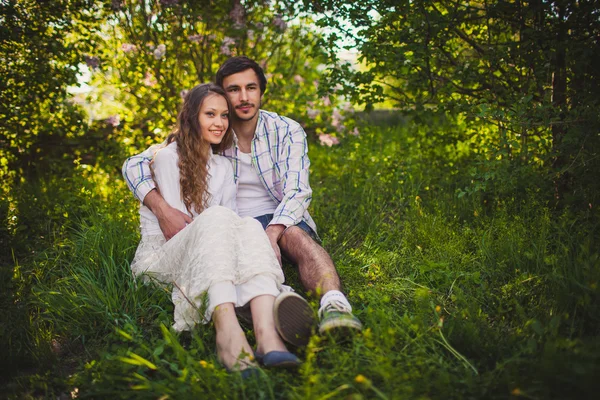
left=165, top=83, right=234, bottom=214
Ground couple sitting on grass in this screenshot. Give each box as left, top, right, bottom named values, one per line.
left=123, top=56, right=362, bottom=376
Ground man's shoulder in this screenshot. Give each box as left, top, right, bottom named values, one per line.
left=259, top=110, right=303, bottom=131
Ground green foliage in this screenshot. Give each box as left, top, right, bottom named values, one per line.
left=0, top=0, right=101, bottom=182
left=80, top=0, right=351, bottom=151
left=305, top=0, right=600, bottom=207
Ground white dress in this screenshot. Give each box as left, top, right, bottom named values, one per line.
left=130, top=142, right=284, bottom=331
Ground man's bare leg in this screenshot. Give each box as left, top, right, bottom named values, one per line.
left=278, top=227, right=341, bottom=295
left=212, top=303, right=256, bottom=371
left=278, top=227, right=362, bottom=334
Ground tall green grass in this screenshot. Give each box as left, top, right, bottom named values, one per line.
left=4, top=121, right=599, bottom=399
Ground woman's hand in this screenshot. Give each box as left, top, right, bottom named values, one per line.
left=265, top=224, right=285, bottom=266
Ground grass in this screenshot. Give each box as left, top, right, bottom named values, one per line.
left=2, top=119, right=599, bottom=399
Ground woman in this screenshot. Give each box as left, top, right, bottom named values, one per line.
left=130, top=83, right=300, bottom=373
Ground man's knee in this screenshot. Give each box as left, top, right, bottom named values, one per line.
left=280, top=225, right=315, bottom=249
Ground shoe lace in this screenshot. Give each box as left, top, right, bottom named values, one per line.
left=318, top=300, right=351, bottom=319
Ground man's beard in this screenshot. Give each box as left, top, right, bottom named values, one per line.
left=234, top=102, right=260, bottom=122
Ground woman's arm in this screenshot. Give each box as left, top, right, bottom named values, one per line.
left=151, top=146, right=193, bottom=237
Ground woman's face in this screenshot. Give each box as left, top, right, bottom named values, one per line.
left=198, top=93, right=229, bottom=145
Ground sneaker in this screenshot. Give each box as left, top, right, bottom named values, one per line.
left=273, top=292, right=317, bottom=347
left=318, top=300, right=363, bottom=335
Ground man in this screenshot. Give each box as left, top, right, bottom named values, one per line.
left=122, top=56, right=362, bottom=344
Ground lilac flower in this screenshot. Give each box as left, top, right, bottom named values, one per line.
left=255, top=22, right=264, bottom=30
left=84, top=55, right=100, bottom=69
left=180, top=89, right=189, bottom=98
left=229, top=0, right=245, bottom=27
left=208, top=34, right=217, bottom=40
left=265, top=73, right=273, bottom=80
left=307, top=108, right=319, bottom=120
left=273, top=15, right=287, bottom=30
left=319, top=133, right=340, bottom=147
left=121, top=43, right=136, bottom=53
left=153, top=44, right=166, bottom=60
left=187, top=34, right=202, bottom=43
left=313, top=80, right=319, bottom=89
left=106, top=115, right=120, bottom=127
left=331, top=109, right=344, bottom=131
left=293, top=74, right=304, bottom=84
left=247, top=29, right=255, bottom=41
left=111, top=0, right=123, bottom=11
left=143, top=71, right=157, bottom=87
left=220, top=37, right=236, bottom=56
left=350, top=127, right=360, bottom=136
left=322, top=96, right=331, bottom=107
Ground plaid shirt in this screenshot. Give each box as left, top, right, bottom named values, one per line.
left=122, top=110, right=317, bottom=232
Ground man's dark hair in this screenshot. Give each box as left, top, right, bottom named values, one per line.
left=216, top=56, right=267, bottom=94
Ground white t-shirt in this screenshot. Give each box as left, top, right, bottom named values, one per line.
left=139, top=142, right=237, bottom=236
left=236, top=151, right=278, bottom=218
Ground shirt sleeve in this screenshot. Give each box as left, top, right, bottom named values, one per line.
left=269, top=122, right=312, bottom=228
left=121, top=142, right=165, bottom=203
left=151, top=146, right=190, bottom=217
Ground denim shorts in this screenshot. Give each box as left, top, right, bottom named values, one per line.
left=253, top=214, right=320, bottom=243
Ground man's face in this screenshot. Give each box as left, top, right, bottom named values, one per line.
left=222, top=68, right=263, bottom=122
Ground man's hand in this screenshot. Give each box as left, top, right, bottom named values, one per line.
left=144, top=189, right=192, bottom=240
left=265, top=224, right=286, bottom=266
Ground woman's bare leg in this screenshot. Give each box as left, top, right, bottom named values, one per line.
left=213, top=302, right=256, bottom=370
left=250, top=295, right=288, bottom=354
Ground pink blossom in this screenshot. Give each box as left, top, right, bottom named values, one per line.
left=255, top=22, right=264, bottom=30
left=153, top=44, right=166, bottom=60
left=121, top=43, right=136, bottom=53
left=350, top=127, right=360, bottom=136
left=143, top=71, right=157, bottom=86
left=313, top=80, right=319, bottom=89
left=273, top=15, right=287, bottom=30
left=265, top=73, right=273, bottom=80
left=187, top=34, right=202, bottom=43
left=307, top=108, right=319, bottom=120
left=293, top=74, right=304, bottom=84
left=322, top=96, right=331, bottom=107
left=319, top=133, right=340, bottom=147
left=208, top=34, right=216, bottom=40
left=342, top=102, right=355, bottom=113
left=180, top=89, right=189, bottom=98
left=247, top=29, right=255, bottom=41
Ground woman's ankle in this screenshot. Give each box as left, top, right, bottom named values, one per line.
left=255, top=329, right=288, bottom=354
